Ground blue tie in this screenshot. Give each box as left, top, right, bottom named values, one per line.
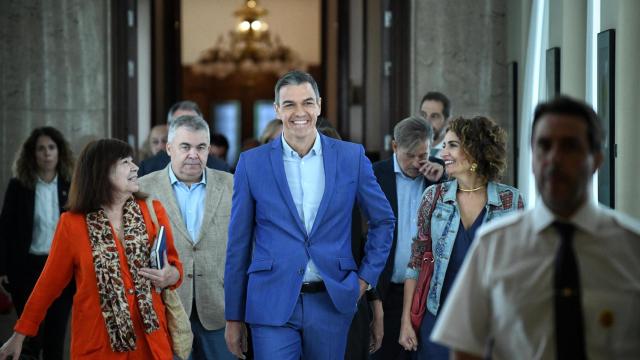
left=553, top=221, right=586, bottom=359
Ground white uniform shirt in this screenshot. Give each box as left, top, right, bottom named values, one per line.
left=29, top=176, right=60, bottom=255
left=431, top=198, right=640, bottom=359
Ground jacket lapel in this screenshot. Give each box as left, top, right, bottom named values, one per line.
left=57, top=180, right=69, bottom=213
left=381, top=158, right=398, bottom=217
left=309, top=135, right=336, bottom=237
left=25, top=186, right=35, bottom=237
left=197, top=169, right=223, bottom=243
left=157, top=167, right=192, bottom=241
left=270, top=138, right=306, bottom=234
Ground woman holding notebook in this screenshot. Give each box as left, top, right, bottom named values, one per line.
left=0, top=139, right=182, bottom=360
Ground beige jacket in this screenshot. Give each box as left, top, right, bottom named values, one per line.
left=138, top=165, right=232, bottom=330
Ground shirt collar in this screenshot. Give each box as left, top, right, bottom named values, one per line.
left=392, top=154, right=402, bottom=175
left=441, top=179, right=501, bottom=206
left=168, top=165, right=206, bottom=186
left=36, top=174, right=58, bottom=185
left=532, top=195, right=600, bottom=235
left=393, top=154, right=422, bottom=182
left=282, top=131, right=322, bottom=159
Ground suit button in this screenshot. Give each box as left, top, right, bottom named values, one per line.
left=298, top=269, right=304, bottom=275
left=187, top=274, right=194, bottom=278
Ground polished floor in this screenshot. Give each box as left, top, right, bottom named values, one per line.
left=0, top=307, right=71, bottom=359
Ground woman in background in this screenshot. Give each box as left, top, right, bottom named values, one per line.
left=0, top=139, right=182, bottom=359
left=258, top=118, right=282, bottom=144
left=0, top=126, right=75, bottom=360
left=399, top=116, right=525, bottom=359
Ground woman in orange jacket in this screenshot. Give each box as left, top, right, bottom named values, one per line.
left=0, top=139, right=183, bottom=359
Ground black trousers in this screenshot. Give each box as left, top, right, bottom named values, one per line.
left=9, top=254, right=74, bottom=360
left=371, top=283, right=411, bottom=360
left=345, top=296, right=371, bottom=360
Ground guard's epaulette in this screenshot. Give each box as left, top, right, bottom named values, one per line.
left=606, top=207, right=640, bottom=236
left=475, top=210, right=528, bottom=239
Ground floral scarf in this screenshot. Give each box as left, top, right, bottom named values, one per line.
left=85, top=197, right=159, bottom=352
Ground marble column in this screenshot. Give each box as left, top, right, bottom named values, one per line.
left=0, top=0, right=111, bottom=204
left=410, top=0, right=512, bottom=183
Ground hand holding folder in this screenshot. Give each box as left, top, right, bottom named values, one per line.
left=139, top=225, right=177, bottom=292
left=150, top=226, right=167, bottom=270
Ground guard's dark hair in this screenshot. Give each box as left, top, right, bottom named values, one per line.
left=532, top=95, right=603, bottom=152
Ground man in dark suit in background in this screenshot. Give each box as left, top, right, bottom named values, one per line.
left=316, top=118, right=385, bottom=359
left=372, top=116, right=445, bottom=360
left=138, top=100, right=230, bottom=176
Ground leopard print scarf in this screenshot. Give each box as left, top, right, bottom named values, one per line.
left=86, top=197, right=160, bottom=352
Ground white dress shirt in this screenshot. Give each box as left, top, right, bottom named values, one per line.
left=431, top=197, right=640, bottom=359
left=169, top=166, right=207, bottom=244
left=282, top=132, right=325, bottom=282
left=30, top=176, right=60, bottom=255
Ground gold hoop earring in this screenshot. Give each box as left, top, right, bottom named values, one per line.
left=469, top=163, right=478, bottom=172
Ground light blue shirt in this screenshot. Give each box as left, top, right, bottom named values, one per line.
left=391, top=154, right=424, bottom=283
left=282, top=132, right=325, bottom=282
left=30, top=175, right=60, bottom=255
left=169, top=166, right=207, bottom=244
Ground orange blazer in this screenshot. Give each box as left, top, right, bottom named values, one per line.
left=15, top=199, right=183, bottom=360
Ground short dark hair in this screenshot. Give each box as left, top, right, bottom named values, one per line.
left=274, top=70, right=320, bottom=105
left=68, top=139, right=144, bottom=213
left=13, top=126, right=74, bottom=189
left=211, top=133, right=229, bottom=150
left=167, top=100, right=202, bottom=123
left=447, top=116, right=507, bottom=182
left=420, top=92, right=451, bottom=119
left=532, top=95, right=603, bottom=152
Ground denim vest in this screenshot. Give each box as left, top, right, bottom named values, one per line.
left=427, top=179, right=524, bottom=315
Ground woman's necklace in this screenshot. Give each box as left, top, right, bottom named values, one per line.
left=458, top=185, right=485, bottom=192
left=103, top=208, right=124, bottom=237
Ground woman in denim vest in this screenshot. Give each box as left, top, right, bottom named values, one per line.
left=398, top=116, right=525, bottom=359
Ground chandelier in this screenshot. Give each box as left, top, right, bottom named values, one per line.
left=192, top=0, right=303, bottom=78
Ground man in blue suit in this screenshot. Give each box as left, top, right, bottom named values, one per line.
left=224, top=71, right=395, bottom=359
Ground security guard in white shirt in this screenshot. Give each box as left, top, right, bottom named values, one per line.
left=431, top=96, right=640, bottom=360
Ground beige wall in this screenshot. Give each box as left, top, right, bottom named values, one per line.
left=547, top=0, right=586, bottom=99
left=601, top=0, right=640, bottom=219
left=506, top=0, right=640, bottom=219
left=181, top=0, right=321, bottom=65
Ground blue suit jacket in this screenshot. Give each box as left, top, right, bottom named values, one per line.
left=224, top=134, right=395, bottom=326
